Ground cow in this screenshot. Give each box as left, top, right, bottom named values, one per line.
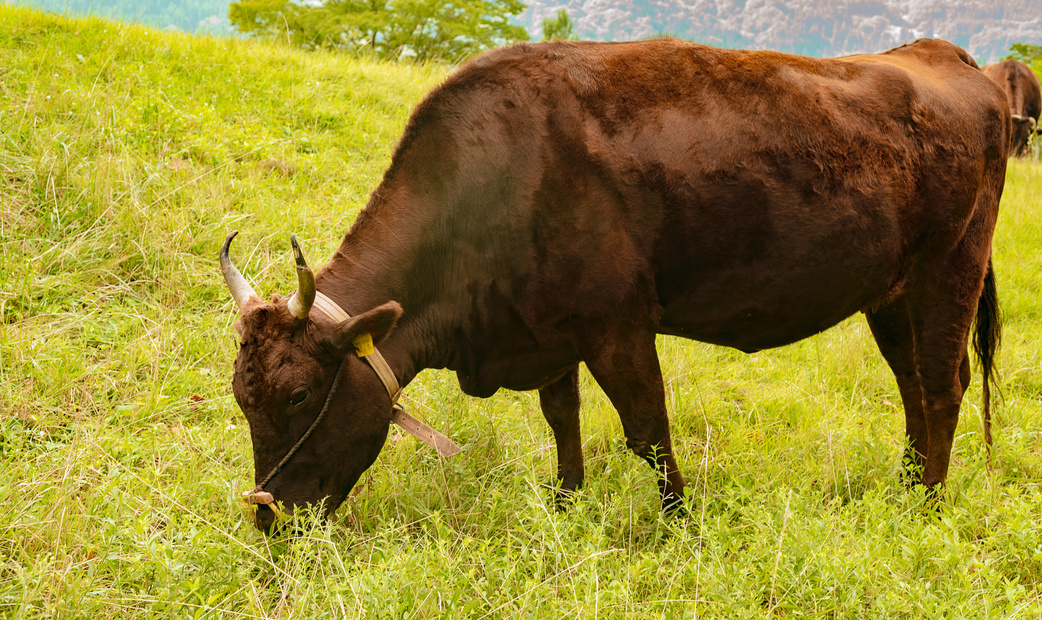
left=222, top=38, right=1008, bottom=533
left=982, top=59, right=1041, bottom=157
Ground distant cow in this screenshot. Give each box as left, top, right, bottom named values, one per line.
left=222, top=38, right=1008, bottom=533
left=982, top=59, right=1041, bottom=157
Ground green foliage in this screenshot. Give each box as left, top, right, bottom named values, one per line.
left=3, top=5, right=1042, bottom=617
left=1006, top=42, right=1042, bottom=77
left=540, top=8, right=576, bottom=41
left=1007, top=42, right=1042, bottom=64
left=10, top=0, right=234, bottom=34
left=229, top=0, right=530, bottom=61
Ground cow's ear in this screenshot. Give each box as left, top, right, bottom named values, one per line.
left=328, top=301, right=403, bottom=356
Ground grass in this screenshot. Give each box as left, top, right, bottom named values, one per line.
left=2, top=5, right=1042, bottom=617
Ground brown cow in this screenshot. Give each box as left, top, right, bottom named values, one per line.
left=222, top=38, right=1008, bottom=533
left=982, top=59, right=1041, bottom=157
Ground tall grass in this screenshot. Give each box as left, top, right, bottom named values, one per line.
left=2, top=6, right=1041, bottom=617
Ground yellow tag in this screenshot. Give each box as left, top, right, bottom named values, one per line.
left=353, top=333, right=374, bottom=357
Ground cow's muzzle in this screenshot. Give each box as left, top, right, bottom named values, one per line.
left=245, top=490, right=284, bottom=532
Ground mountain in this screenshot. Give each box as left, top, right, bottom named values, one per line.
left=516, top=0, right=1042, bottom=62
left=12, top=0, right=1042, bottom=62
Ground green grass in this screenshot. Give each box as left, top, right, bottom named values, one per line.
left=2, top=6, right=1042, bottom=617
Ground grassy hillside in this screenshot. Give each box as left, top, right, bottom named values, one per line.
left=2, top=5, right=1041, bottom=617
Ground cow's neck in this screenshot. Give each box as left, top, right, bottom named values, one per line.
left=314, top=191, right=466, bottom=391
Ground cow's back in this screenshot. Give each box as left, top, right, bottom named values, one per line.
left=374, top=39, right=1008, bottom=363
left=982, top=59, right=1042, bottom=120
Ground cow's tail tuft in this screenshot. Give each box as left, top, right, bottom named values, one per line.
left=972, top=258, right=1001, bottom=461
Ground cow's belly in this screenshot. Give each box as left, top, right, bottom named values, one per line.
left=645, top=158, right=920, bottom=351
left=656, top=240, right=906, bottom=351
left=658, top=276, right=892, bottom=351
left=454, top=332, right=580, bottom=396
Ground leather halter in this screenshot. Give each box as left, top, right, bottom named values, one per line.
left=307, top=292, right=461, bottom=457
left=244, top=292, right=461, bottom=523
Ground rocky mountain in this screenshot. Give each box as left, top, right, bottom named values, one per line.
left=516, top=0, right=1042, bottom=62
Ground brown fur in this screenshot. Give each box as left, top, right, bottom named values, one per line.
left=982, top=59, right=1041, bottom=157
left=228, top=38, right=1009, bottom=531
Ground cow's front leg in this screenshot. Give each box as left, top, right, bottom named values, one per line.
left=578, top=324, right=686, bottom=511
left=539, top=365, right=584, bottom=505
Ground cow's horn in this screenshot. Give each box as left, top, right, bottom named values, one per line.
left=1012, top=113, right=1026, bottom=122
left=1030, top=117, right=1038, bottom=131
left=287, top=234, right=315, bottom=320
left=221, top=231, right=260, bottom=310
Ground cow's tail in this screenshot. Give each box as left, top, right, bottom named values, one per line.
left=972, top=258, right=1001, bottom=460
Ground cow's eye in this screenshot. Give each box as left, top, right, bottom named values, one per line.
left=288, top=388, right=308, bottom=407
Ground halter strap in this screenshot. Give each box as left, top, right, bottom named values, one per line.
left=310, top=292, right=461, bottom=457
left=312, top=292, right=402, bottom=402
left=245, top=359, right=344, bottom=522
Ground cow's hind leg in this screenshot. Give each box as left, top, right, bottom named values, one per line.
left=539, top=366, right=584, bottom=503
left=905, top=252, right=991, bottom=492
left=865, top=299, right=973, bottom=484
left=577, top=324, right=686, bottom=511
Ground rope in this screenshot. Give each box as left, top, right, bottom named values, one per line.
left=251, top=359, right=345, bottom=495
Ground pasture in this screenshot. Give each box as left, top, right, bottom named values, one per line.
left=2, top=6, right=1041, bottom=617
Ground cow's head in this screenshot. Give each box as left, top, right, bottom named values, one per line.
left=221, top=232, right=402, bottom=533
left=1010, top=114, right=1037, bottom=157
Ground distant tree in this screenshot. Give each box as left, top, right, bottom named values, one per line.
left=229, top=0, right=529, bottom=61
left=1004, top=43, right=1042, bottom=81
left=1007, top=42, right=1042, bottom=63
left=540, top=8, right=576, bottom=41
left=1007, top=43, right=1042, bottom=67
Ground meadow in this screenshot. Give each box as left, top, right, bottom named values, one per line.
left=1, top=6, right=1041, bottom=617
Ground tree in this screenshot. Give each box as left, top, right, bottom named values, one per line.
left=229, top=0, right=530, bottom=61
left=1004, top=43, right=1042, bottom=84
left=540, top=8, right=576, bottom=41
left=1007, top=43, right=1042, bottom=63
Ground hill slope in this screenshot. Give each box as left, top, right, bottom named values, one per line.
left=2, top=6, right=1042, bottom=618
left=1, top=4, right=446, bottom=327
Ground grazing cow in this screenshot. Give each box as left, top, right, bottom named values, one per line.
left=222, top=38, right=1008, bottom=533
left=982, top=59, right=1041, bottom=157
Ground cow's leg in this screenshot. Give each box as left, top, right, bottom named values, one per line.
left=904, top=254, right=989, bottom=492
left=538, top=366, right=584, bottom=502
left=578, top=324, right=686, bottom=511
left=865, top=299, right=929, bottom=483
